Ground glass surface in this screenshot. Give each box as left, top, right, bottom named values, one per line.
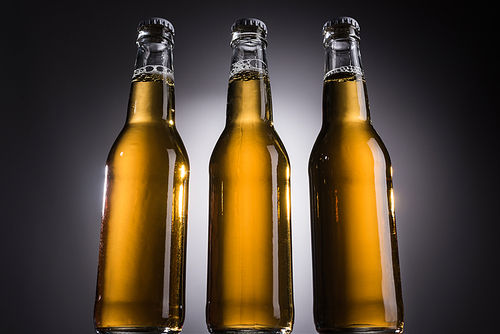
left=207, top=71, right=293, bottom=334
left=94, top=74, right=189, bottom=333
left=309, top=73, right=403, bottom=333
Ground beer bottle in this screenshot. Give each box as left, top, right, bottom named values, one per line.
left=206, top=18, right=294, bottom=334
left=308, top=17, right=404, bottom=333
left=94, top=18, right=190, bottom=333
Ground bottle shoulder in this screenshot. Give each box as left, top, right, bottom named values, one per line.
left=313, top=121, right=385, bottom=146
left=214, top=121, right=287, bottom=149
left=107, top=122, right=189, bottom=165
left=210, top=121, right=289, bottom=166
left=309, top=122, right=390, bottom=165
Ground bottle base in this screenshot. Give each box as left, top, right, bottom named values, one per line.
left=317, top=327, right=402, bottom=334
left=209, top=329, right=291, bottom=334
left=95, top=327, right=181, bottom=334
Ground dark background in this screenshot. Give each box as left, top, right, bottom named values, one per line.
left=2, top=1, right=498, bottom=333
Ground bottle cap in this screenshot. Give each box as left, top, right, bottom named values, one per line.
left=323, top=16, right=360, bottom=43
left=323, top=17, right=360, bottom=32
left=231, top=18, right=267, bottom=35
left=138, top=17, right=175, bottom=36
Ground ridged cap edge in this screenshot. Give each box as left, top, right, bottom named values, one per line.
left=231, top=18, right=267, bottom=34
left=138, top=17, right=175, bottom=35
left=323, top=16, right=360, bottom=32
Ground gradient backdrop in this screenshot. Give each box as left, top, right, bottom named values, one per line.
left=2, top=1, right=498, bottom=333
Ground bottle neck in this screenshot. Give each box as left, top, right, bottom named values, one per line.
left=324, top=36, right=363, bottom=78
left=226, top=36, right=273, bottom=124
left=322, top=36, right=370, bottom=123
left=126, top=34, right=175, bottom=124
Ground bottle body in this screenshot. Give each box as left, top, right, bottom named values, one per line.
left=309, top=18, right=403, bottom=333
left=309, top=73, right=403, bottom=333
left=94, top=18, right=189, bottom=334
left=207, top=71, right=293, bottom=334
left=206, top=19, right=293, bottom=333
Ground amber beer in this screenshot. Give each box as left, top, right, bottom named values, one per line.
left=94, top=18, right=189, bottom=334
left=207, top=18, right=294, bottom=334
left=309, top=17, right=403, bottom=334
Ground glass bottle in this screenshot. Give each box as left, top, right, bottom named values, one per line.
left=206, top=18, right=294, bottom=334
left=308, top=17, right=404, bottom=333
left=94, top=18, right=190, bottom=334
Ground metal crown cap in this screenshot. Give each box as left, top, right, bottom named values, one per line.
left=323, top=16, right=360, bottom=32
left=138, top=17, right=175, bottom=35
left=231, top=18, right=267, bottom=35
